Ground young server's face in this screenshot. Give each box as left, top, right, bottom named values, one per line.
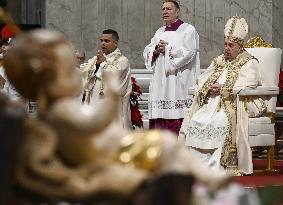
left=162, top=2, right=179, bottom=25
left=100, top=34, right=118, bottom=55
left=224, top=39, right=243, bottom=61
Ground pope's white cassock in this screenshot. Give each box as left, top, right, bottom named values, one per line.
left=179, top=16, right=266, bottom=175
left=179, top=51, right=264, bottom=175
left=143, top=22, right=200, bottom=120
left=79, top=48, right=132, bottom=129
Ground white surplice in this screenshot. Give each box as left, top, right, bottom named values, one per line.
left=143, top=23, right=200, bottom=119
left=80, top=48, right=132, bottom=129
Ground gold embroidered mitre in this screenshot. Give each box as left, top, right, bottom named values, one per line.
left=224, top=16, right=248, bottom=45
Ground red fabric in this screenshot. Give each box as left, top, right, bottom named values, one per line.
left=277, top=69, right=283, bottom=106
left=131, top=105, right=143, bottom=128
left=131, top=77, right=141, bottom=94
left=235, top=160, right=283, bottom=187
left=149, top=118, right=183, bottom=135
left=152, top=51, right=159, bottom=63
left=1, top=25, right=15, bottom=41
left=278, top=70, right=283, bottom=91
left=235, top=175, right=283, bottom=187
left=130, top=77, right=143, bottom=128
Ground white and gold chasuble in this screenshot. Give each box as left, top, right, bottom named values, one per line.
left=180, top=51, right=262, bottom=175
left=79, top=48, right=132, bottom=128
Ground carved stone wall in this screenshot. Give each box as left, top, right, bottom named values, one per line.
left=180, top=0, right=278, bottom=68
left=44, top=0, right=282, bottom=69
left=45, top=0, right=164, bottom=69
left=273, top=0, right=283, bottom=62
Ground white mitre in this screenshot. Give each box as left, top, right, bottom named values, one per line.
left=224, top=16, right=248, bottom=45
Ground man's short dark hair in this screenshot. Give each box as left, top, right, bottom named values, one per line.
left=163, top=0, right=180, bottom=9
left=102, top=29, right=119, bottom=41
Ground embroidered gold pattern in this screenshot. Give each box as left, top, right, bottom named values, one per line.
left=197, top=51, right=253, bottom=169
left=83, top=57, right=98, bottom=103
left=83, top=52, right=122, bottom=102
left=225, top=16, right=246, bottom=45
left=244, top=34, right=273, bottom=48
left=228, top=16, right=239, bottom=37
left=225, top=36, right=245, bottom=46
left=99, top=53, right=122, bottom=96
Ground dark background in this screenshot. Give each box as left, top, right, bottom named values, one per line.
left=0, top=0, right=42, bottom=37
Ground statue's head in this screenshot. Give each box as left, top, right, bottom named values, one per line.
left=3, top=29, right=81, bottom=102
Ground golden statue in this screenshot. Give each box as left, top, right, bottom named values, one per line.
left=3, top=29, right=230, bottom=204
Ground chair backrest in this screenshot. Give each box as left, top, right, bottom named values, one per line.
left=245, top=48, right=282, bottom=87
left=246, top=48, right=282, bottom=113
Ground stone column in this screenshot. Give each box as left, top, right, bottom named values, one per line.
left=45, top=0, right=83, bottom=49
left=180, top=0, right=274, bottom=68
left=273, top=0, right=283, bottom=64
left=45, top=0, right=164, bottom=69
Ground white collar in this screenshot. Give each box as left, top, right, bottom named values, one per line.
left=105, top=48, right=120, bottom=58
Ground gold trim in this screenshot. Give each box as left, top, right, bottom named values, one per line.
left=225, top=36, right=244, bottom=46
left=99, top=53, right=122, bottom=96
left=267, top=112, right=275, bottom=124
left=197, top=51, right=253, bottom=169
left=244, top=34, right=273, bottom=48
left=83, top=53, right=123, bottom=100
left=266, top=146, right=275, bottom=171
left=225, top=16, right=245, bottom=45
left=228, top=16, right=239, bottom=37
left=198, top=51, right=252, bottom=107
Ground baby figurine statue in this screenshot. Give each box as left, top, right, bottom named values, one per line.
left=3, top=29, right=230, bottom=204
